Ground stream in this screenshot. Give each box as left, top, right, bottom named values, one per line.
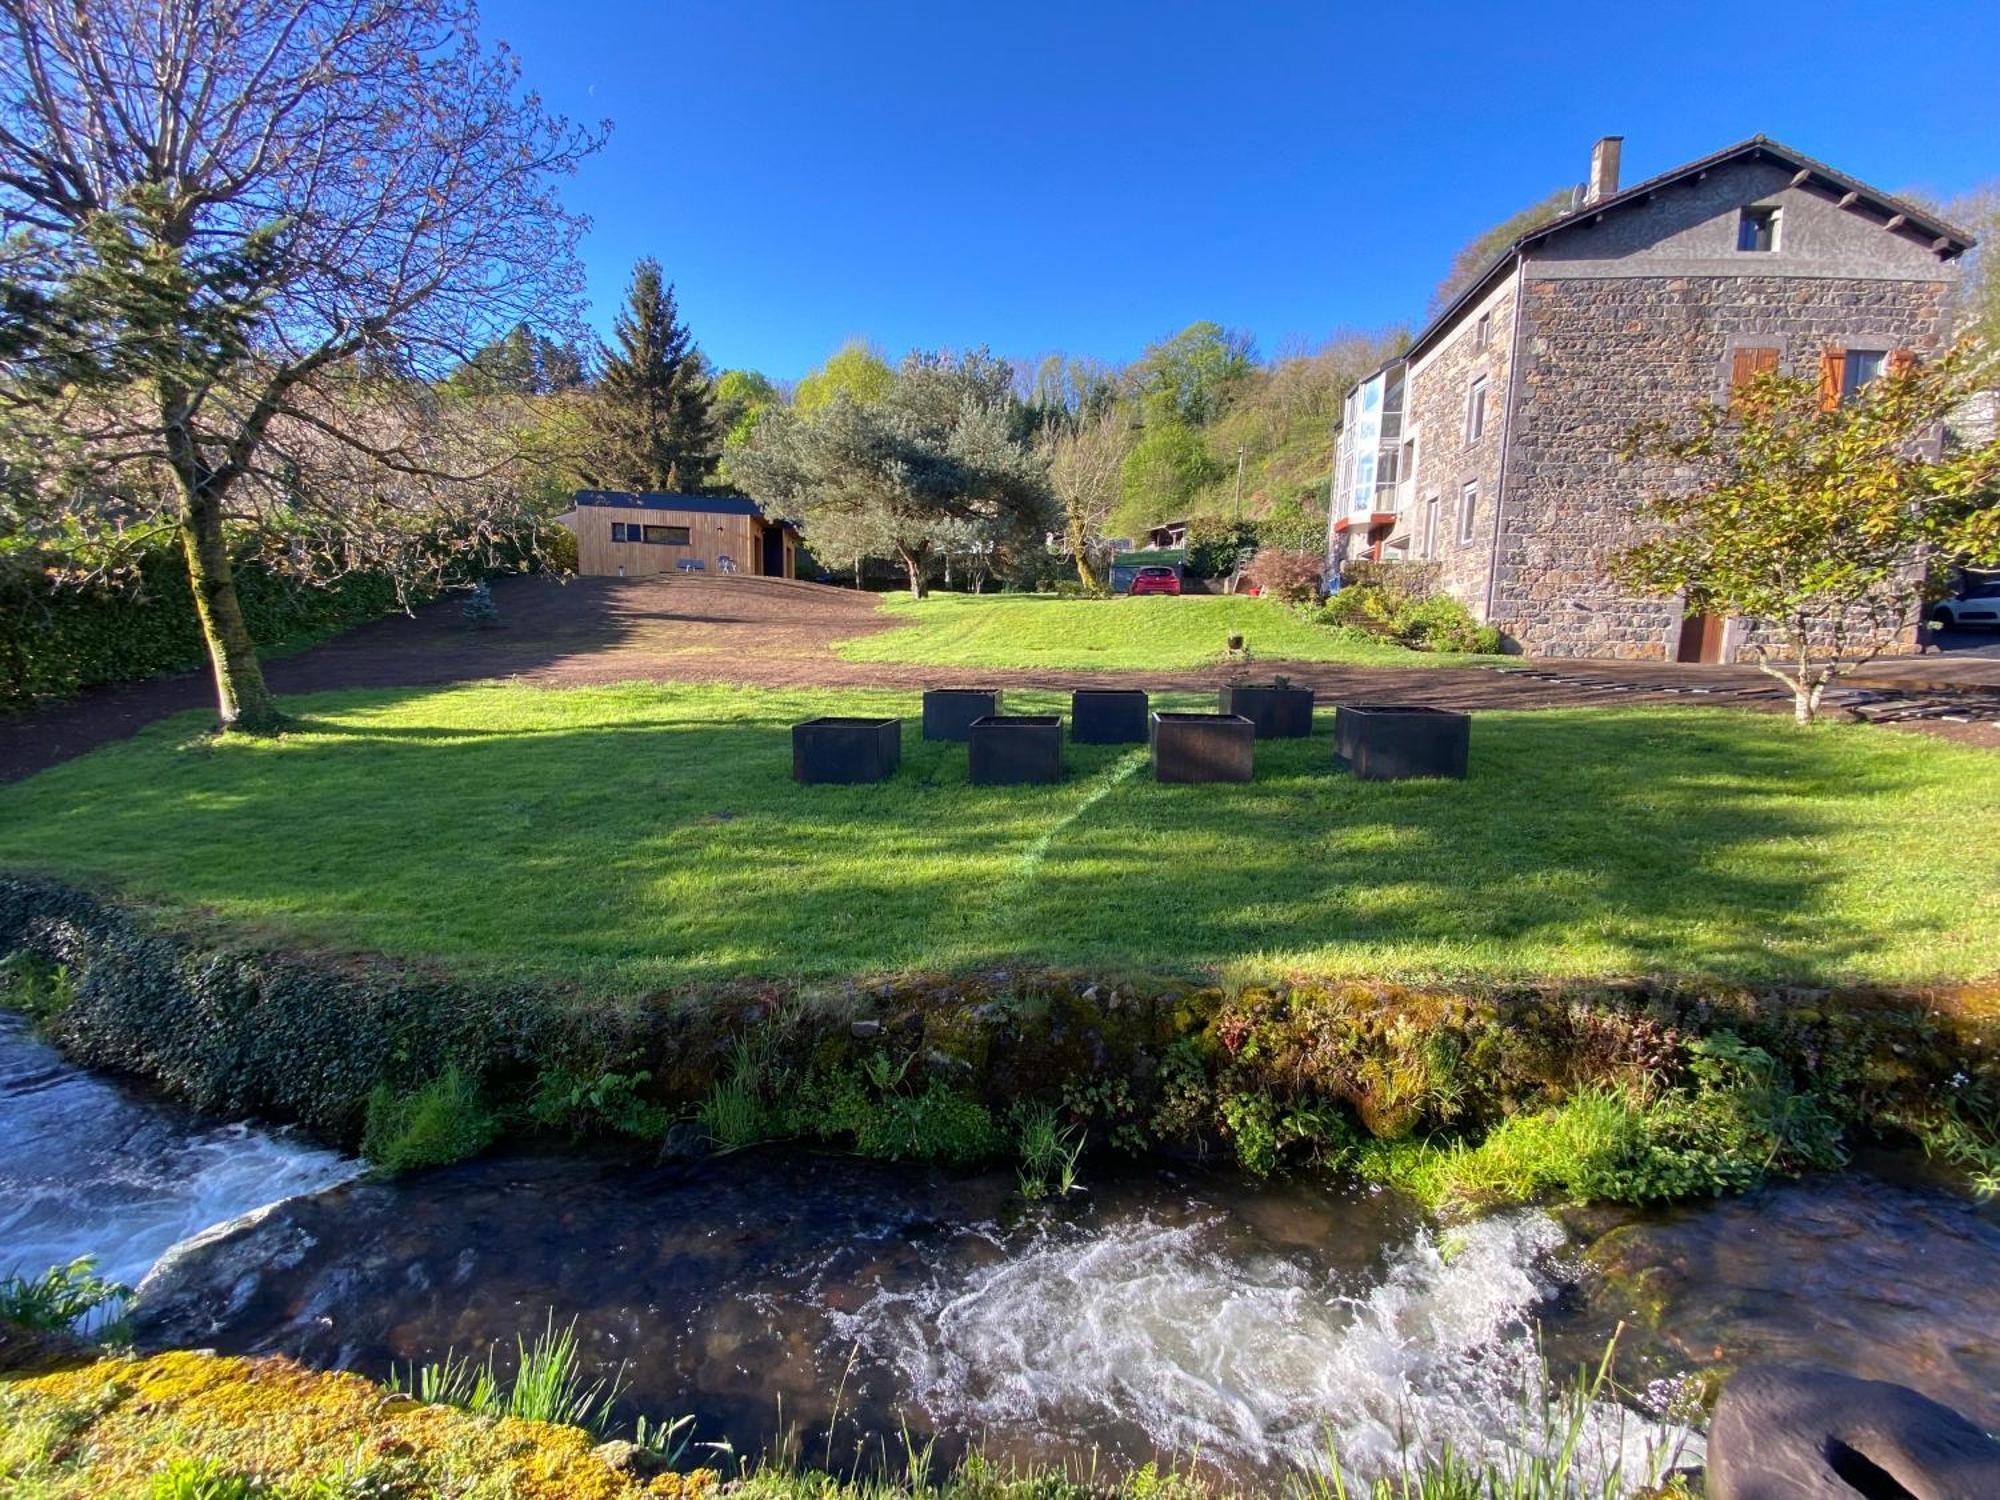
left=5, top=1014, right=1998, bottom=1490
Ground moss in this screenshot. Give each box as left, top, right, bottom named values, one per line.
left=0, top=1343, right=714, bottom=1499
left=4, top=876, right=1996, bottom=1210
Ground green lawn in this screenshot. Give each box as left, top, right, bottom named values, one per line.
left=2, top=681, right=1995, bottom=994
left=834, top=592, right=1484, bottom=670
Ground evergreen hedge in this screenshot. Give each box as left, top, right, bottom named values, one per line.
left=0, top=530, right=559, bottom=709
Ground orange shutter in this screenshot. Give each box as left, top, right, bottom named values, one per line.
left=1818, top=350, right=1846, bottom=410
left=1729, top=347, right=1780, bottom=391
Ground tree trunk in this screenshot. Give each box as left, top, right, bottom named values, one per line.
left=1068, top=517, right=1101, bottom=593
left=900, top=549, right=928, bottom=600
left=177, top=484, right=284, bottom=734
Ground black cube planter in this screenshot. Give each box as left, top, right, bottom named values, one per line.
left=1336, top=704, right=1470, bottom=781
left=969, top=715, right=1063, bottom=785
left=922, top=688, right=1002, bottom=741
left=1219, top=683, right=1315, bottom=739
left=1070, top=689, right=1150, bottom=745
left=1150, top=712, right=1254, bottom=783
left=793, top=716, right=902, bottom=784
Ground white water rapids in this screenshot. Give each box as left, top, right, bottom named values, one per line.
left=831, top=1208, right=1700, bottom=1487
left=0, top=1014, right=360, bottom=1314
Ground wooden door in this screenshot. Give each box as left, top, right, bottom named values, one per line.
left=1675, top=612, right=1726, bottom=664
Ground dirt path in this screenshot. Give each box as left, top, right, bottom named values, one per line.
left=5, top=574, right=1995, bottom=783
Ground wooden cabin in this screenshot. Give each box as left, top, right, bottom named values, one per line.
left=564, top=491, right=800, bottom=579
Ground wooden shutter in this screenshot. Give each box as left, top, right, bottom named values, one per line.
left=1729, top=347, right=1779, bottom=391
left=1818, top=349, right=1846, bottom=411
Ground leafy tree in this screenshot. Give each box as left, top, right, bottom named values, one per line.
left=0, top=0, right=599, bottom=734
left=1024, top=352, right=1120, bottom=432
left=447, top=323, right=589, bottom=397
left=1943, top=182, right=2000, bottom=346
left=1119, top=419, right=1221, bottom=533
left=1430, top=188, right=1574, bottom=313
left=1128, top=321, right=1255, bottom=427
left=1613, top=340, right=2000, bottom=724
left=589, top=259, right=719, bottom=492
left=793, top=340, right=895, bottom=413
left=713, top=369, right=780, bottom=452
left=1040, top=408, right=1131, bottom=591
left=735, top=349, right=1050, bottom=598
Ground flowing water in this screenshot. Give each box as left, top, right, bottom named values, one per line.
left=5, top=1018, right=1997, bottom=1490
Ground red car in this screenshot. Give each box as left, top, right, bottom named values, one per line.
left=1127, top=565, right=1182, bottom=596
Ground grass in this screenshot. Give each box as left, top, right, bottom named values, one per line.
left=834, top=592, right=1493, bottom=669
left=2, top=680, right=1998, bottom=992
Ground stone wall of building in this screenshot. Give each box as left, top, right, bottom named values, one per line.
left=1396, top=275, right=1520, bottom=613
left=1491, top=272, right=1957, bottom=659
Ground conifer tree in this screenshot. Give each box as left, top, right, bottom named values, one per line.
left=591, top=259, right=720, bottom=492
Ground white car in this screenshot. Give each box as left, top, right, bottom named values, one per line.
left=1928, top=579, right=2000, bottom=629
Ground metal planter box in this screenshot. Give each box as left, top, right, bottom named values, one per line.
left=1219, top=684, right=1315, bottom=739
left=969, top=715, right=1063, bottom=785
left=922, top=688, right=1003, bottom=741
left=1150, top=712, right=1254, bottom=783
left=1336, top=704, right=1469, bottom=781
left=1069, top=689, right=1150, bottom=744
left=793, top=716, right=902, bottom=784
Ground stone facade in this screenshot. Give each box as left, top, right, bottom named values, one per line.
left=1343, top=142, right=1967, bottom=661
left=1401, top=275, right=1519, bottom=615
left=1494, top=271, right=1955, bottom=657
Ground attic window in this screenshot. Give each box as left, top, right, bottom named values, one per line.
left=1738, top=206, right=1781, bottom=252
left=1474, top=312, right=1491, bottom=351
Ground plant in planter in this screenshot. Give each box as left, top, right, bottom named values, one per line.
left=1218, top=677, right=1314, bottom=738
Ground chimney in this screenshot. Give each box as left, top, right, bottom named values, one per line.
left=1585, top=136, right=1623, bottom=205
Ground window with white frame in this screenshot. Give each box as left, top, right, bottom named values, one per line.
left=1424, top=495, right=1440, bottom=559
left=1466, top=377, right=1489, bottom=443
left=1737, top=205, right=1781, bottom=252
left=1459, top=481, right=1478, bottom=544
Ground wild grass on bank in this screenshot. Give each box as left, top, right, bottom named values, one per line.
left=0, top=1256, right=128, bottom=1334
left=2, top=681, right=1996, bottom=993
left=387, top=1311, right=630, bottom=1436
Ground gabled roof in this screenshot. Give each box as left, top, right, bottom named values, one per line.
left=573, top=490, right=798, bottom=528
left=1407, top=135, right=1976, bottom=362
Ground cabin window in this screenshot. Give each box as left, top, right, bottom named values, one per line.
left=1465, top=377, right=1489, bottom=443
left=1459, top=480, right=1478, bottom=544
left=642, top=524, right=691, bottom=545
left=1737, top=206, right=1781, bottom=252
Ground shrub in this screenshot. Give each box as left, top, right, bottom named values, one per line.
left=1242, top=546, right=1324, bottom=604
left=0, top=1257, right=128, bottom=1333
left=361, top=1068, right=500, bottom=1172
left=1319, top=570, right=1500, bottom=654
left=1182, top=516, right=1257, bottom=579
left=460, top=583, right=500, bottom=629
left=529, top=1067, right=668, bottom=1142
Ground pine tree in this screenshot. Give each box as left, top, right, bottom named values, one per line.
left=593, top=259, right=720, bottom=492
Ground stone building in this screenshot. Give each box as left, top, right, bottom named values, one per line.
left=1328, top=136, right=1975, bottom=661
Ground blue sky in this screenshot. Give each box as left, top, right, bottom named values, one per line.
left=480, top=0, right=1999, bottom=383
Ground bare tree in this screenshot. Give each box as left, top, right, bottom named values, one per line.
left=0, top=0, right=602, bottom=731
left=1040, top=407, right=1130, bottom=592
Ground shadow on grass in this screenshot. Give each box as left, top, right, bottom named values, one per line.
left=0, top=684, right=1986, bottom=990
